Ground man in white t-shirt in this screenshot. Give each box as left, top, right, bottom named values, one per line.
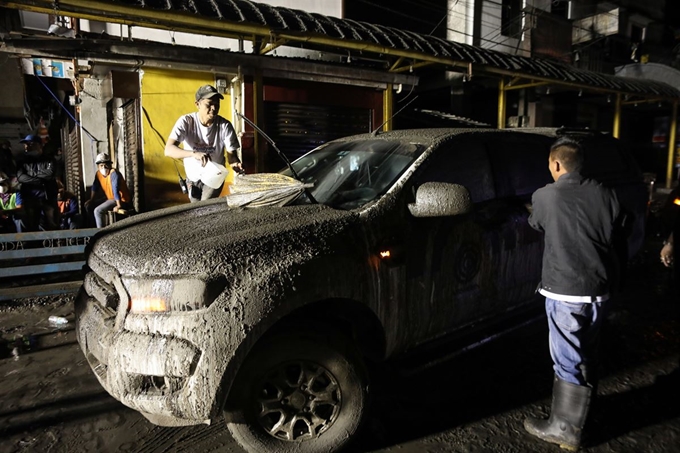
left=165, top=84, right=243, bottom=202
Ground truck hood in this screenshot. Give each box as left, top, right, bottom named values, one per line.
left=89, top=202, right=358, bottom=276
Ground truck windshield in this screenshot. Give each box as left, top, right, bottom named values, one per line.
left=281, top=139, right=424, bottom=209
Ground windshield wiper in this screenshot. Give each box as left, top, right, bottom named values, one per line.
left=235, top=111, right=318, bottom=204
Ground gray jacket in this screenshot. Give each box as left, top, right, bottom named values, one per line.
left=529, top=172, right=620, bottom=297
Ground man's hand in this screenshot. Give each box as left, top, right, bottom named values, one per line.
left=661, top=242, right=673, bottom=267
left=193, top=151, right=211, bottom=167
left=230, top=162, right=245, bottom=174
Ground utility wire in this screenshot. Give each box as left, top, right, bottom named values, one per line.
left=353, top=0, right=509, bottom=41
left=429, top=0, right=458, bottom=36
left=360, top=0, right=630, bottom=60
left=34, top=75, right=100, bottom=143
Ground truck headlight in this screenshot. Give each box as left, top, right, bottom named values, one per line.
left=123, top=277, right=225, bottom=313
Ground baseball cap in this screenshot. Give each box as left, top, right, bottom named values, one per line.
left=20, top=134, right=41, bottom=144
left=195, top=85, right=224, bottom=102
left=95, top=152, right=112, bottom=164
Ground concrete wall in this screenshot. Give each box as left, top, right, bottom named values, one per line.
left=447, top=0, right=474, bottom=45
left=79, top=76, right=112, bottom=192
left=0, top=57, right=27, bottom=121
left=479, top=0, right=533, bottom=56
left=448, top=0, right=549, bottom=57
left=79, top=0, right=343, bottom=57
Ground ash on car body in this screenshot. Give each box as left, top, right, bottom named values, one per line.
left=75, top=127, right=647, bottom=453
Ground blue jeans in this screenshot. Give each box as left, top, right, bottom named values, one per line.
left=546, top=297, right=606, bottom=387
left=91, top=199, right=117, bottom=228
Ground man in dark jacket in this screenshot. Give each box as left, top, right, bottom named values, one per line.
left=524, top=137, right=620, bottom=451
left=16, top=134, right=59, bottom=231
left=659, top=182, right=679, bottom=293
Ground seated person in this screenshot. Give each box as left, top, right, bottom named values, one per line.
left=84, top=153, right=132, bottom=228
left=16, top=134, right=59, bottom=231
left=0, top=171, right=24, bottom=233
left=57, top=188, right=83, bottom=230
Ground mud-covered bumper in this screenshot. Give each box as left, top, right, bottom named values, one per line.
left=75, top=286, right=226, bottom=426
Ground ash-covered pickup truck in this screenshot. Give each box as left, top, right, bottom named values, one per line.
left=75, top=127, right=646, bottom=453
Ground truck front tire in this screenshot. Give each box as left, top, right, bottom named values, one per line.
left=225, top=332, right=369, bottom=453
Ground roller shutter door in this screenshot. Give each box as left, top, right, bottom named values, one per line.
left=122, top=99, right=142, bottom=212
left=264, top=102, right=372, bottom=171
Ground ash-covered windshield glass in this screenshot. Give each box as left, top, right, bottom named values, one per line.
left=280, top=139, right=424, bottom=209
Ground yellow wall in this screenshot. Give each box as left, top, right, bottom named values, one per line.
left=141, top=68, right=234, bottom=209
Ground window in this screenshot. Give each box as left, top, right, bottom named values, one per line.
left=551, top=0, right=571, bottom=19
left=414, top=138, right=495, bottom=203
left=284, top=139, right=424, bottom=209
left=501, top=0, right=523, bottom=38
left=579, top=136, right=641, bottom=186
left=630, top=24, right=645, bottom=43
left=486, top=135, right=553, bottom=199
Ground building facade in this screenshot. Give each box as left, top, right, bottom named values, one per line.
left=0, top=1, right=416, bottom=211
left=0, top=0, right=678, bottom=216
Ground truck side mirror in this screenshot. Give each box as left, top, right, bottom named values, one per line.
left=408, top=182, right=472, bottom=217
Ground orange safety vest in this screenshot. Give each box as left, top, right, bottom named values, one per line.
left=95, top=170, right=131, bottom=203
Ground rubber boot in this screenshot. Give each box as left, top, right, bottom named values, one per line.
left=524, top=375, right=592, bottom=451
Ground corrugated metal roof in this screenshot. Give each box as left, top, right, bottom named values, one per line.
left=104, top=0, right=678, bottom=98
left=6, top=0, right=679, bottom=98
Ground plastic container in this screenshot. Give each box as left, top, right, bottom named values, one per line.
left=201, top=161, right=229, bottom=189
